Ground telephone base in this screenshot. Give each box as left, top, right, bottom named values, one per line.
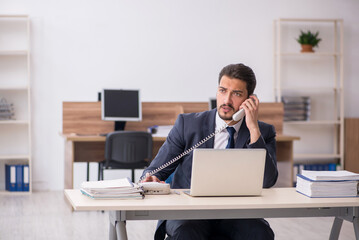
left=139, top=182, right=170, bottom=195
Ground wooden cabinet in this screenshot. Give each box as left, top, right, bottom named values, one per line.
left=344, top=118, right=359, bottom=173
left=273, top=19, right=344, bottom=168
left=0, top=15, right=32, bottom=193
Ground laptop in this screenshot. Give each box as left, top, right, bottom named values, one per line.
left=185, top=148, right=266, bottom=197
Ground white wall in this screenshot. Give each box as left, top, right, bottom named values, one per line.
left=2, top=0, right=359, bottom=190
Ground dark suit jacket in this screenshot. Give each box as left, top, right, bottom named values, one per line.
left=141, top=109, right=278, bottom=240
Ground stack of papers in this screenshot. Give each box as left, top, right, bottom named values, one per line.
left=296, top=170, right=359, bottom=198
left=80, top=178, right=144, bottom=199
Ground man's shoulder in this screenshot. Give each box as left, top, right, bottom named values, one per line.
left=258, top=120, right=276, bottom=135
left=258, top=120, right=273, bottom=128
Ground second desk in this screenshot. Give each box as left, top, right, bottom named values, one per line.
left=62, top=134, right=299, bottom=189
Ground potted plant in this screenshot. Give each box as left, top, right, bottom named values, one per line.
left=296, top=30, right=322, bottom=53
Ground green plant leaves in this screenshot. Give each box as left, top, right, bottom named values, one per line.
left=296, top=30, right=322, bottom=47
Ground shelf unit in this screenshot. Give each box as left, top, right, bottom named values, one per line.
left=273, top=18, right=344, bottom=167
left=0, top=15, right=32, bottom=193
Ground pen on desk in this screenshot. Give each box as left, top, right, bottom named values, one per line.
left=174, top=190, right=181, bottom=195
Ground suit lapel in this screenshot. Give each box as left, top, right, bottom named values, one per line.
left=203, top=109, right=216, bottom=148
left=235, top=117, right=250, bottom=148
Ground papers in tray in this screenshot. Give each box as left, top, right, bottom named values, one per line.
left=296, top=171, right=359, bottom=198
left=80, top=178, right=144, bottom=199
left=300, top=170, right=359, bottom=181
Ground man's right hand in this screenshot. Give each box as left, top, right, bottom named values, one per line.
left=141, top=173, right=162, bottom=183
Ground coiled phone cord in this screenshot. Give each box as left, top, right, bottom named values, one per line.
left=138, top=120, right=233, bottom=182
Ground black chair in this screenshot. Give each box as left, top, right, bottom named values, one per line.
left=98, top=131, right=153, bottom=182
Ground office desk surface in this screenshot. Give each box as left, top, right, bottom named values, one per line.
left=65, top=188, right=359, bottom=211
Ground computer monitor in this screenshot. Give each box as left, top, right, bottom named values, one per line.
left=209, top=98, right=216, bottom=110
left=101, top=89, right=142, bottom=131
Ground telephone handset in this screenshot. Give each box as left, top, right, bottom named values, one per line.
left=232, top=108, right=245, bottom=121
left=139, top=109, right=245, bottom=183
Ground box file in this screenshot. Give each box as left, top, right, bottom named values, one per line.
left=23, top=165, right=29, bottom=191
left=16, top=165, right=23, bottom=191
left=5, top=164, right=17, bottom=191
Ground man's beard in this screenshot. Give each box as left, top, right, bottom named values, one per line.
left=219, top=104, right=235, bottom=121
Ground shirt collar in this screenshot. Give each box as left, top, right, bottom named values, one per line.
left=215, top=110, right=243, bottom=133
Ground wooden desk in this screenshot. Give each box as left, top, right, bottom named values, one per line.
left=61, top=134, right=299, bottom=189
left=62, top=101, right=297, bottom=187
left=64, top=188, right=359, bottom=240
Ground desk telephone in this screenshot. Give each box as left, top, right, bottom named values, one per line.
left=139, top=109, right=245, bottom=194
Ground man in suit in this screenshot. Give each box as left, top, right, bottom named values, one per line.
left=141, top=63, right=278, bottom=240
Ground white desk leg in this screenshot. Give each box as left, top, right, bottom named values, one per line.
left=353, top=217, right=359, bottom=240
left=115, top=221, right=127, bottom=240
left=329, top=217, right=343, bottom=240
left=109, top=211, right=128, bottom=240
left=109, top=222, right=116, bottom=240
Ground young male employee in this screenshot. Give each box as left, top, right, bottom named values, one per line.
left=142, top=63, right=278, bottom=240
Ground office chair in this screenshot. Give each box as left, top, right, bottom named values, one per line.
left=98, top=131, right=153, bottom=183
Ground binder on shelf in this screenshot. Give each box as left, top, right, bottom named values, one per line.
left=16, top=165, right=23, bottom=191
left=5, top=164, right=17, bottom=191
left=5, top=164, right=29, bottom=191
left=23, top=165, right=29, bottom=191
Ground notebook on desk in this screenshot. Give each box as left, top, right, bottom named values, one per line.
left=184, top=148, right=266, bottom=197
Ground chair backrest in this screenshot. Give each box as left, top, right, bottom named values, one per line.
left=105, top=131, right=153, bottom=165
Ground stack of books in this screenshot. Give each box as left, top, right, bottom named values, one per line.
left=80, top=178, right=144, bottom=199
left=282, top=96, right=310, bottom=121
left=0, top=98, right=15, bottom=120
left=296, top=170, right=359, bottom=198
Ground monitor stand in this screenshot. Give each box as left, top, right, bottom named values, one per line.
left=114, top=121, right=126, bottom=131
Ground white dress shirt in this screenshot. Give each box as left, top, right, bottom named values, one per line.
left=213, top=111, right=244, bottom=149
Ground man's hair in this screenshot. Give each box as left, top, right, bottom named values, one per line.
left=218, top=63, right=256, bottom=96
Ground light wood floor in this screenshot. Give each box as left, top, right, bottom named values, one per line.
left=0, top=191, right=356, bottom=240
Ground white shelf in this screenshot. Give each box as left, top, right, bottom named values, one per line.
left=0, top=50, right=28, bottom=56
left=279, top=18, right=342, bottom=23
left=0, top=120, right=29, bottom=125
left=0, top=86, right=28, bottom=90
left=294, top=153, right=341, bottom=160
left=0, top=15, right=31, bottom=193
left=0, top=154, right=30, bottom=160
left=284, top=120, right=341, bottom=125
left=275, top=52, right=341, bottom=56
left=274, top=18, right=344, bottom=168
left=0, top=15, right=28, bottom=19
left=278, top=87, right=342, bottom=92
